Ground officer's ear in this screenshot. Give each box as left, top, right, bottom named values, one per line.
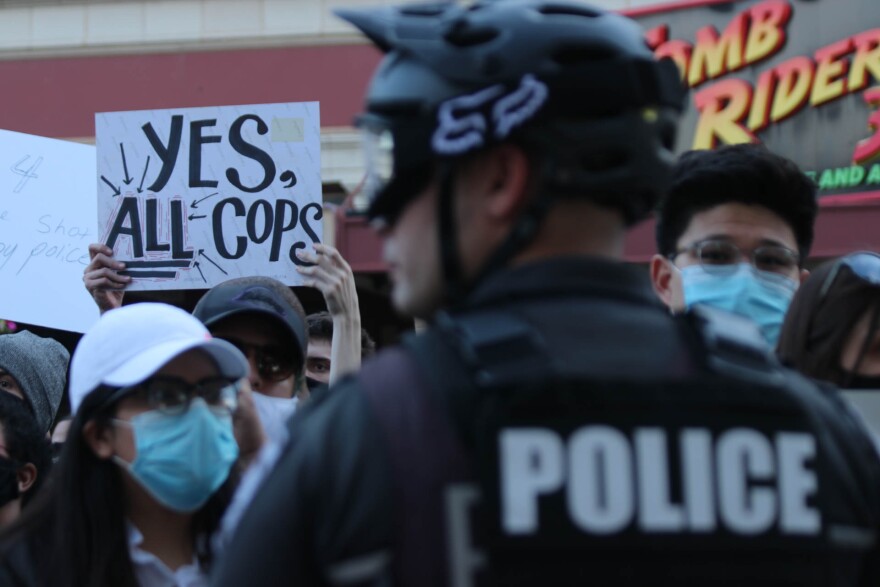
left=467, top=143, right=532, bottom=222
left=650, top=254, right=678, bottom=310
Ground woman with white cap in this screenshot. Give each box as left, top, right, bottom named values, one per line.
left=0, top=303, right=249, bottom=587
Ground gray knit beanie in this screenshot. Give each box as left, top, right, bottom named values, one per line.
left=0, top=331, right=69, bottom=435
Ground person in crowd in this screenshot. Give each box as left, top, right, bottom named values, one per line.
left=191, top=276, right=308, bottom=444
left=84, top=250, right=309, bottom=444
left=297, top=243, right=368, bottom=392
left=778, top=252, right=880, bottom=387
left=83, top=243, right=368, bottom=403
left=650, top=143, right=818, bottom=345
left=0, top=331, right=69, bottom=436
left=305, top=310, right=376, bottom=388
left=0, top=392, right=51, bottom=528
left=0, top=303, right=249, bottom=586
left=212, top=2, right=880, bottom=586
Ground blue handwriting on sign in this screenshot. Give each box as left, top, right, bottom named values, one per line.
left=10, top=156, right=43, bottom=194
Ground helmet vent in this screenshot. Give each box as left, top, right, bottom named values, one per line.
left=445, top=25, right=499, bottom=47
left=552, top=45, right=616, bottom=66
left=538, top=4, right=601, bottom=18
left=580, top=150, right=628, bottom=173
left=400, top=3, right=448, bottom=16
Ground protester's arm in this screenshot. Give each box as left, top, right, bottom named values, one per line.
left=210, top=378, right=394, bottom=586
left=297, top=244, right=363, bottom=383
left=83, top=243, right=130, bottom=314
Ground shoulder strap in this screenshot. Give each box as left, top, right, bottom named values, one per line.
left=403, top=310, right=550, bottom=449
left=680, top=303, right=786, bottom=386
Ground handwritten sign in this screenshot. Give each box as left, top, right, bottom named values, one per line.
left=96, top=102, right=323, bottom=290
left=0, top=129, right=100, bottom=333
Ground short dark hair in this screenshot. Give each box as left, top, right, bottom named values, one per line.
left=0, top=392, right=51, bottom=506
left=655, top=144, right=818, bottom=260
left=777, top=259, right=880, bottom=385
left=306, top=312, right=377, bottom=359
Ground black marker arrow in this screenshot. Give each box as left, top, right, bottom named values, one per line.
left=188, top=213, right=207, bottom=221
left=190, top=192, right=219, bottom=209
left=137, top=156, right=151, bottom=193
left=100, top=175, right=121, bottom=196
left=199, top=249, right=228, bottom=275
left=193, top=261, right=207, bottom=283
left=120, top=143, right=133, bottom=185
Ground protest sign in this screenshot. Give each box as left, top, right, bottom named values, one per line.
left=96, top=102, right=322, bottom=290
left=0, top=130, right=100, bottom=333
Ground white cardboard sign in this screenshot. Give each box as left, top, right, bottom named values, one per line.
left=96, top=102, right=322, bottom=290
left=0, top=130, right=100, bottom=333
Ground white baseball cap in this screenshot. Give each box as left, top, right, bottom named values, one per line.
left=69, top=302, right=248, bottom=414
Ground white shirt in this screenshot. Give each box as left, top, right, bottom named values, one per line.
left=127, top=524, right=207, bottom=587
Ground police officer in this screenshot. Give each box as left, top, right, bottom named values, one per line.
left=211, top=2, right=880, bottom=586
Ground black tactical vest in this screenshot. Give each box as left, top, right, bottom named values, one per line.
left=364, top=305, right=880, bottom=586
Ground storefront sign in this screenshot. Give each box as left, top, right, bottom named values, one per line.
left=636, top=0, right=880, bottom=201
left=96, top=102, right=322, bottom=290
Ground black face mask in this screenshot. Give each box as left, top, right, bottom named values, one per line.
left=0, top=457, right=20, bottom=508
left=306, top=377, right=325, bottom=393
left=844, top=372, right=880, bottom=390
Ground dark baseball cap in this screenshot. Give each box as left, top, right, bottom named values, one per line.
left=192, top=279, right=308, bottom=367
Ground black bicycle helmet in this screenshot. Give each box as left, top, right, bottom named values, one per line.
left=338, top=0, right=686, bottom=227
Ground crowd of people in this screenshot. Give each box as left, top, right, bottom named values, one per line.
left=1, top=0, right=880, bottom=585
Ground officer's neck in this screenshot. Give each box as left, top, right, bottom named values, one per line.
left=512, top=201, right=626, bottom=266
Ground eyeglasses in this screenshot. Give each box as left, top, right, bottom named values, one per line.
left=819, top=251, right=880, bottom=298
left=671, top=239, right=800, bottom=275
left=116, top=375, right=240, bottom=416
left=217, top=337, right=299, bottom=383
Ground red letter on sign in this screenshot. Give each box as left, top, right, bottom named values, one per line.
left=853, top=87, right=880, bottom=165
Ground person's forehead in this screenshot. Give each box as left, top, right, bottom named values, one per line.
left=677, top=202, right=798, bottom=251
left=307, top=338, right=332, bottom=361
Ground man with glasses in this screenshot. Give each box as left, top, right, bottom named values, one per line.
left=650, top=143, right=818, bottom=345
left=191, top=276, right=308, bottom=446
left=192, top=277, right=308, bottom=400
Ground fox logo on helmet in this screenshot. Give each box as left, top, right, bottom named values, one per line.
left=432, top=75, right=550, bottom=156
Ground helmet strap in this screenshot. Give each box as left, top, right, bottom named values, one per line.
left=437, top=162, right=467, bottom=307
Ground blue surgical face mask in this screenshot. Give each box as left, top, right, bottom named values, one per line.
left=679, top=262, right=797, bottom=346
left=113, top=398, right=238, bottom=512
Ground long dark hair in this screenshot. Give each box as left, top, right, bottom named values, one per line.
left=0, top=385, right=236, bottom=586
left=777, top=259, right=880, bottom=385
